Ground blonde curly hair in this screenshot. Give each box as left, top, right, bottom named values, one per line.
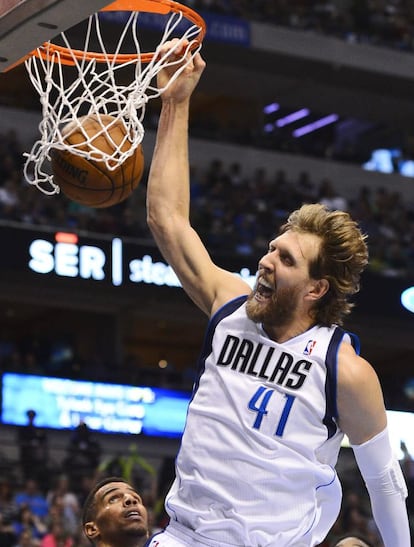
left=281, top=203, right=368, bottom=326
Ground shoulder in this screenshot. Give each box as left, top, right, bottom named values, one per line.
left=210, top=269, right=252, bottom=317
left=206, top=295, right=249, bottom=337
left=337, top=342, right=378, bottom=386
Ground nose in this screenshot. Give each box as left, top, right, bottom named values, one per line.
left=123, top=493, right=138, bottom=506
left=259, top=252, right=275, bottom=272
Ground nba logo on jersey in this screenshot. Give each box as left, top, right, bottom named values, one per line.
left=304, top=339, right=317, bottom=355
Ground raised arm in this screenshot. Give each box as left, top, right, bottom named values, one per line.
left=146, top=41, right=250, bottom=317
left=337, top=343, right=410, bottom=546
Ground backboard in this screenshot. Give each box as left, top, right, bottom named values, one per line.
left=0, top=0, right=111, bottom=72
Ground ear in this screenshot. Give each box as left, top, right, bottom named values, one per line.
left=306, top=278, right=329, bottom=301
left=84, top=522, right=99, bottom=541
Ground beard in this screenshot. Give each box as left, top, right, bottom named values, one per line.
left=246, top=283, right=300, bottom=327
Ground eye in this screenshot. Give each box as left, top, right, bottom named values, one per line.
left=109, top=494, right=121, bottom=503
left=280, top=253, right=293, bottom=266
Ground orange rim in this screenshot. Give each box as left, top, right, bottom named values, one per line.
left=31, top=0, right=206, bottom=66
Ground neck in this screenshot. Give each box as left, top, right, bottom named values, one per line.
left=98, top=538, right=147, bottom=547
left=263, top=317, right=316, bottom=343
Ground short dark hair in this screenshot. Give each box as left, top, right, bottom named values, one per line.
left=334, top=534, right=374, bottom=547
left=82, top=476, right=129, bottom=526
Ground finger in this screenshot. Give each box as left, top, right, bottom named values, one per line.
left=193, top=52, right=206, bottom=74
left=157, top=38, right=188, bottom=60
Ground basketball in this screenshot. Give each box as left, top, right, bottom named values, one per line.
left=51, top=114, right=144, bottom=208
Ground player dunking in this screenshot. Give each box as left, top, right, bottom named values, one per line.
left=145, top=41, right=410, bottom=546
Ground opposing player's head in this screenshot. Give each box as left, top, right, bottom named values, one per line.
left=247, top=203, right=368, bottom=328
left=82, top=477, right=149, bottom=547
left=333, top=535, right=374, bottom=547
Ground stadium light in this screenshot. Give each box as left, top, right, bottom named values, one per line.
left=293, top=114, right=339, bottom=137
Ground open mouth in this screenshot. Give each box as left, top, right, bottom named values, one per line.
left=255, top=281, right=273, bottom=301
left=124, top=510, right=141, bottom=520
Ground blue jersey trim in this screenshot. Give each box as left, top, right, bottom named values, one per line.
left=347, top=330, right=361, bottom=355
left=323, top=326, right=361, bottom=437
left=192, top=295, right=248, bottom=397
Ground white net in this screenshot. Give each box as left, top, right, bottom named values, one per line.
left=24, top=8, right=203, bottom=195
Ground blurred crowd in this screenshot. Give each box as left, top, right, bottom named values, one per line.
left=180, top=0, right=414, bottom=168
left=0, top=409, right=412, bottom=546
left=0, top=412, right=159, bottom=547
left=1, top=129, right=413, bottom=280
left=193, top=0, right=414, bottom=53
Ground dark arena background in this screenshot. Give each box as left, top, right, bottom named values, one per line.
left=0, top=1, right=414, bottom=545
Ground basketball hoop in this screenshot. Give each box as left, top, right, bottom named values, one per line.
left=23, top=0, right=206, bottom=195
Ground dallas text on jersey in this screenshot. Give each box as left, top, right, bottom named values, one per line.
left=217, top=334, right=313, bottom=389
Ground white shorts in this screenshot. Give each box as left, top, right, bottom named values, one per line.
left=146, top=530, right=187, bottom=547
left=145, top=529, right=197, bottom=547
left=145, top=522, right=313, bottom=547
left=145, top=522, right=237, bottom=547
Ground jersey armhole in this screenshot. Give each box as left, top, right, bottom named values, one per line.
left=324, top=327, right=361, bottom=436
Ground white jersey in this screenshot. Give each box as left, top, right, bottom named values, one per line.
left=164, top=296, right=359, bottom=547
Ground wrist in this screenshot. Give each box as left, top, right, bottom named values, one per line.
left=161, top=96, right=191, bottom=110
